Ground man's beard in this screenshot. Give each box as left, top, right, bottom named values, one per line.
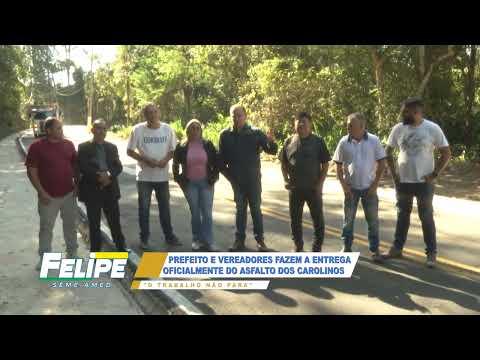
left=403, top=116, right=415, bottom=125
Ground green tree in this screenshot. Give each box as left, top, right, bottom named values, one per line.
left=0, top=45, right=28, bottom=129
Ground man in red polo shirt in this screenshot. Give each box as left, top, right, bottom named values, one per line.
left=25, top=117, right=79, bottom=271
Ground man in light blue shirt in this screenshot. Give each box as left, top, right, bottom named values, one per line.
left=333, top=113, right=386, bottom=262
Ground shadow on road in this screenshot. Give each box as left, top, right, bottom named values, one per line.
left=16, top=132, right=480, bottom=315
left=184, top=257, right=480, bottom=315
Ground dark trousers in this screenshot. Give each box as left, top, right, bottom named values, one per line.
left=137, top=181, right=174, bottom=243
left=289, top=187, right=325, bottom=247
left=394, top=182, right=436, bottom=255
left=232, top=180, right=264, bottom=242
left=85, top=191, right=126, bottom=252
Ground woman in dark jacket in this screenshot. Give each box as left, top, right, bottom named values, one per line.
left=173, top=119, right=219, bottom=251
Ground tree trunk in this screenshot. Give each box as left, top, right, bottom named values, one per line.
left=418, top=45, right=426, bottom=81
left=464, top=45, right=477, bottom=147
left=29, top=46, right=36, bottom=104
left=123, top=46, right=131, bottom=126
left=416, top=45, right=455, bottom=97
left=65, top=45, right=71, bottom=86
left=126, top=76, right=131, bottom=126
left=371, top=48, right=386, bottom=127
left=183, top=85, right=192, bottom=127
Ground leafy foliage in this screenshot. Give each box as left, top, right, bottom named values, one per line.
left=2, top=45, right=480, bottom=161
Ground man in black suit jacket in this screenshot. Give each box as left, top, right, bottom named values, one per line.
left=78, top=119, right=129, bottom=252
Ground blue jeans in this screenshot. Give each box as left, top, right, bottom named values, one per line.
left=137, top=181, right=174, bottom=243
left=341, top=188, right=380, bottom=253
left=232, top=180, right=264, bottom=242
left=394, top=183, right=436, bottom=255
left=184, top=179, right=215, bottom=246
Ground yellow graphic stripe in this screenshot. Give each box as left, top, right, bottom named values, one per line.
left=134, top=252, right=168, bottom=278
left=131, top=280, right=142, bottom=290
left=92, top=252, right=129, bottom=259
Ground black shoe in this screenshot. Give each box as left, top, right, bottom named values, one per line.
left=166, top=235, right=182, bottom=247
left=312, top=242, right=322, bottom=252
left=340, top=246, right=352, bottom=253
left=293, top=243, right=304, bottom=252
left=371, top=250, right=384, bottom=263
left=117, top=246, right=132, bottom=253
left=140, top=242, right=152, bottom=251
left=229, top=240, right=246, bottom=252
left=382, top=246, right=403, bottom=260
left=257, top=240, right=273, bottom=252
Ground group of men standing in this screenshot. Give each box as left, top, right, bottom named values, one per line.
left=25, top=96, right=451, bottom=271
left=278, top=97, right=451, bottom=268
left=26, top=117, right=131, bottom=271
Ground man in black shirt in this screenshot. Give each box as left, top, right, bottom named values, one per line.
left=218, top=104, right=278, bottom=252
left=279, top=112, right=331, bottom=252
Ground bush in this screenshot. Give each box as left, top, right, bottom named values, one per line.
left=170, top=114, right=231, bottom=148
left=203, top=114, right=231, bottom=147
left=169, top=119, right=186, bottom=142
left=110, top=124, right=133, bottom=139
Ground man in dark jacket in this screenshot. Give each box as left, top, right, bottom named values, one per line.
left=78, top=119, right=129, bottom=252
left=218, top=104, right=278, bottom=252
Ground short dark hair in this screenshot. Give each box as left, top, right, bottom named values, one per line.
left=402, top=97, right=424, bottom=110
left=44, top=117, right=58, bottom=131
left=296, top=112, right=311, bottom=122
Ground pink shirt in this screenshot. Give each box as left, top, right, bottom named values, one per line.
left=186, top=141, right=208, bottom=181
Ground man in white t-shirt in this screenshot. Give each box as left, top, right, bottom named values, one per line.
left=127, top=103, right=181, bottom=250
left=384, top=97, right=451, bottom=268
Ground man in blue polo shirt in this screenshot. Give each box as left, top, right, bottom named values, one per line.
left=333, top=112, right=386, bottom=262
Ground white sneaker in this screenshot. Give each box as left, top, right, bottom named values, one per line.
left=192, top=241, right=201, bottom=251
left=426, top=253, right=437, bottom=268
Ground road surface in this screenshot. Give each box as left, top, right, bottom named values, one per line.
left=17, top=125, right=480, bottom=314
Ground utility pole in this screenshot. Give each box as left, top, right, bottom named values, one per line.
left=123, top=45, right=131, bottom=126
left=66, top=45, right=71, bottom=86
left=29, top=46, right=36, bottom=105
left=87, top=46, right=95, bottom=129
